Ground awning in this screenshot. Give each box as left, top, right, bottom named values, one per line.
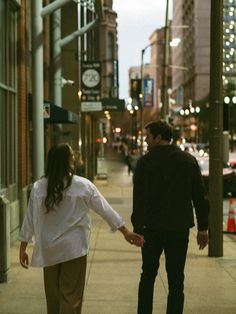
left=44, top=102, right=79, bottom=124
left=28, top=95, right=79, bottom=124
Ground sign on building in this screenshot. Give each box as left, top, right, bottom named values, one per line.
left=111, top=60, right=119, bottom=98
left=144, top=79, right=154, bottom=107
left=81, top=61, right=102, bottom=111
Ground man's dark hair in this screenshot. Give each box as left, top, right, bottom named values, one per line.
left=145, top=120, right=173, bottom=142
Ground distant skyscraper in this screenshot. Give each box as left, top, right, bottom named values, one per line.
left=172, top=0, right=211, bottom=107
left=223, top=0, right=236, bottom=92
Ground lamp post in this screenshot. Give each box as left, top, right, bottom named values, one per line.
left=208, top=0, right=223, bottom=257
left=127, top=97, right=139, bottom=149
left=140, top=46, right=149, bottom=155
left=180, top=104, right=201, bottom=142
left=140, top=41, right=163, bottom=154
left=161, top=0, right=170, bottom=120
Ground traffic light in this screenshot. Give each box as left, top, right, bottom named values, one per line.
left=130, top=79, right=141, bottom=101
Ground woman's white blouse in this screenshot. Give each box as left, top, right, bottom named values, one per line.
left=19, top=175, right=125, bottom=267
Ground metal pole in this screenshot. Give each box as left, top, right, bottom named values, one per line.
left=41, top=0, right=73, bottom=18
left=140, top=49, right=145, bottom=155
left=208, top=0, right=223, bottom=257
left=161, top=0, right=170, bottom=120
left=31, top=0, right=45, bottom=180
left=60, top=19, right=98, bottom=47
left=53, top=9, right=62, bottom=107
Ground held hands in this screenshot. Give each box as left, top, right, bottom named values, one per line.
left=125, top=231, right=145, bottom=247
left=197, top=230, right=209, bottom=250
left=119, top=226, right=145, bottom=247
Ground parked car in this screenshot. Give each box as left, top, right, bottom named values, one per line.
left=197, top=156, right=236, bottom=197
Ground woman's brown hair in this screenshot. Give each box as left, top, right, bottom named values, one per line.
left=44, top=143, right=74, bottom=212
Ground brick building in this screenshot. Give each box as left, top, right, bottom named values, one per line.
left=0, top=0, right=120, bottom=280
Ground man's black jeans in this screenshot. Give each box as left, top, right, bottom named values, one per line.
left=138, top=229, right=189, bottom=314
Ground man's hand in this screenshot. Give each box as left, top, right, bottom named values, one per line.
left=197, top=230, right=209, bottom=250
left=125, top=232, right=145, bottom=247
left=19, top=242, right=29, bottom=269
left=119, top=226, right=145, bottom=247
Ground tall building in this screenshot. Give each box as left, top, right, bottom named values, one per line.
left=128, top=27, right=172, bottom=130
left=172, top=0, right=211, bottom=142
left=223, top=0, right=236, bottom=147
left=0, top=0, right=121, bottom=279
left=172, top=0, right=211, bottom=107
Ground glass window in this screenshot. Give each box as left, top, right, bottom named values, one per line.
left=0, top=1, right=17, bottom=189
left=0, top=2, right=6, bottom=83
left=0, top=89, right=7, bottom=188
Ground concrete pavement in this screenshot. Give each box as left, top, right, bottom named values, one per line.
left=1, top=149, right=236, bottom=313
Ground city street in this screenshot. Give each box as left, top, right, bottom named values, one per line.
left=0, top=149, right=236, bottom=313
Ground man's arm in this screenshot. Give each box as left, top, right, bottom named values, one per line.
left=131, top=158, right=148, bottom=234
left=192, top=159, right=209, bottom=250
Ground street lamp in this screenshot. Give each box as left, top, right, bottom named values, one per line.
left=140, top=43, right=156, bottom=155
left=127, top=98, right=139, bottom=149
left=161, top=0, right=170, bottom=120
left=179, top=104, right=201, bottom=142
left=223, top=95, right=236, bottom=153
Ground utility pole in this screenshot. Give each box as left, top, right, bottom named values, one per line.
left=161, top=0, right=170, bottom=120
left=208, top=0, right=223, bottom=257
left=140, top=49, right=145, bottom=155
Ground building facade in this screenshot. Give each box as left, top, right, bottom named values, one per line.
left=0, top=0, right=119, bottom=279
left=128, top=26, right=172, bottom=132
left=172, top=0, right=211, bottom=141
left=223, top=0, right=236, bottom=148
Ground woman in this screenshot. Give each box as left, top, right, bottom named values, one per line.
left=19, top=143, right=143, bottom=314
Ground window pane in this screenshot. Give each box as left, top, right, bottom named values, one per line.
left=9, top=8, right=17, bottom=87
left=8, top=93, right=17, bottom=184
left=0, top=2, right=6, bottom=83
left=0, top=89, right=7, bottom=188
left=0, top=2, right=17, bottom=189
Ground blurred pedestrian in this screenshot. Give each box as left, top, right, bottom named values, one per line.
left=19, top=143, right=144, bottom=314
left=131, top=120, right=209, bottom=314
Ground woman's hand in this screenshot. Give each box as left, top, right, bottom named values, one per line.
left=119, top=226, right=145, bottom=247
left=19, top=242, right=29, bottom=269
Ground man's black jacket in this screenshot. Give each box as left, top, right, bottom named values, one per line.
left=131, top=145, right=209, bottom=234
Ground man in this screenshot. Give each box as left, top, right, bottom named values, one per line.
left=131, top=120, right=209, bottom=314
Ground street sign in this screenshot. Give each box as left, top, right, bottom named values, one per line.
left=81, top=61, right=101, bottom=102
left=81, top=102, right=102, bottom=112
left=102, top=98, right=125, bottom=111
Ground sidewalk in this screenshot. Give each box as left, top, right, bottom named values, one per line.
left=1, top=149, right=236, bottom=313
